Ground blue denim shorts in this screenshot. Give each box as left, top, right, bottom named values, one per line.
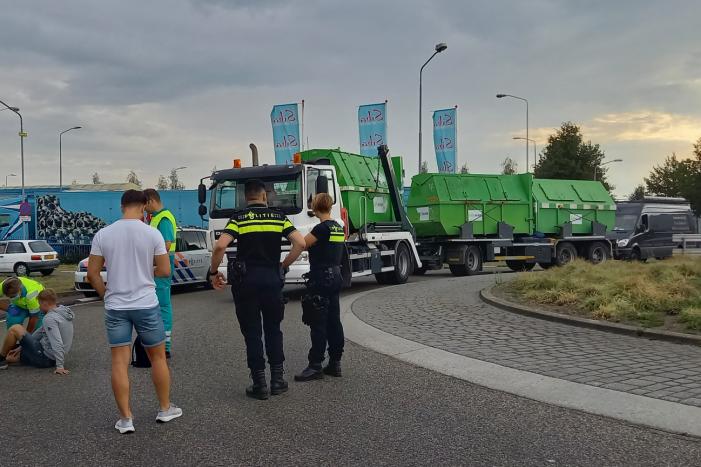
left=104, top=306, right=165, bottom=348
left=20, top=333, right=55, bottom=368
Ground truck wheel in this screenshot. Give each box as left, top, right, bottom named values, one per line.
left=13, top=262, right=29, bottom=276
left=505, top=260, right=535, bottom=272
left=555, top=242, right=577, bottom=266
left=448, top=246, right=483, bottom=276
left=538, top=262, right=554, bottom=270
left=384, top=242, right=412, bottom=285
left=587, top=242, right=609, bottom=265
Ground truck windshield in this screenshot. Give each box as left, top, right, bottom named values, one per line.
left=210, top=174, right=303, bottom=218
left=614, top=204, right=641, bottom=232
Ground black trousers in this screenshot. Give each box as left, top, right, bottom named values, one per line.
left=232, top=266, right=285, bottom=371
left=307, top=268, right=344, bottom=365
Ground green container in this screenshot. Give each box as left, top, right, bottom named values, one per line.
left=300, top=149, right=401, bottom=231
left=532, top=179, right=616, bottom=235
left=407, top=173, right=533, bottom=237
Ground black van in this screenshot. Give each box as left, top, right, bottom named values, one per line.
left=611, top=198, right=698, bottom=260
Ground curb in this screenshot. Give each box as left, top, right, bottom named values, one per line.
left=341, top=286, right=701, bottom=439
left=480, top=285, right=701, bottom=347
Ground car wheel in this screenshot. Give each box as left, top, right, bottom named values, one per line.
left=40, top=269, right=55, bottom=276
left=13, top=262, right=29, bottom=276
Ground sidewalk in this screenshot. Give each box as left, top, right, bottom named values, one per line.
left=348, top=271, right=701, bottom=435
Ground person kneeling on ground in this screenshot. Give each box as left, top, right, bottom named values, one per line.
left=0, top=276, right=46, bottom=332
left=0, top=289, right=74, bottom=374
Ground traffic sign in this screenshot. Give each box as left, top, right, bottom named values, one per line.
left=18, top=131, right=28, bottom=138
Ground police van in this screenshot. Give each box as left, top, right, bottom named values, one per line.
left=74, top=227, right=212, bottom=296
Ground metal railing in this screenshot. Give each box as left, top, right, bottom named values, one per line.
left=673, top=234, right=701, bottom=255
left=49, top=243, right=91, bottom=264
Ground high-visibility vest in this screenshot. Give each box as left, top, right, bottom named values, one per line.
left=150, top=209, right=177, bottom=253
left=1, top=276, right=44, bottom=313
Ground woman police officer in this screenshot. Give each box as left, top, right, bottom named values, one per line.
left=295, top=193, right=346, bottom=381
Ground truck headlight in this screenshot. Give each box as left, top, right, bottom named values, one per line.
left=617, top=239, right=629, bottom=247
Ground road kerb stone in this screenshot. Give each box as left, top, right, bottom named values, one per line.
left=342, top=287, right=701, bottom=439
left=480, top=285, right=701, bottom=347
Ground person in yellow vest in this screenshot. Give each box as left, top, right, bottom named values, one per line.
left=144, top=189, right=176, bottom=358
left=1, top=276, right=45, bottom=332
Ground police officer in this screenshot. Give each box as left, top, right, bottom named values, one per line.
left=144, top=188, right=177, bottom=358
left=209, top=179, right=305, bottom=400
left=295, top=193, right=346, bottom=381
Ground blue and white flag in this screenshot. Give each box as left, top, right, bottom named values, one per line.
left=433, top=107, right=457, bottom=173
left=271, top=103, right=301, bottom=164
left=358, top=102, right=387, bottom=157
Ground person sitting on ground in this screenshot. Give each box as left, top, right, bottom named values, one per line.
left=0, top=289, right=74, bottom=374
left=0, top=276, right=45, bottom=332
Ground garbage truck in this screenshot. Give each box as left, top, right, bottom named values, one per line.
left=197, top=144, right=421, bottom=286
left=406, top=172, right=617, bottom=275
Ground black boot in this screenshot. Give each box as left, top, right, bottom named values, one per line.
left=245, top=369, right=269, bottom=400
left=323, top=360, right=342, bottom=377
left=270, top=364, right=289, bottom=395
left=294, top=364, right=323, bottom=382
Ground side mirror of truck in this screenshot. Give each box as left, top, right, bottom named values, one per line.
left=198, top=205, right=208, bottom=217
left=315, top=174, right=328, bottom=195
left=197, top=183, right=207, bottom=204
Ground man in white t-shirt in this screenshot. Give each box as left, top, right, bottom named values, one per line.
left=88, top=189, right=183, bottom=434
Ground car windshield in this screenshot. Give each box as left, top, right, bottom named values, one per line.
left=29, top=241, right=54, bottom=253
left=614, top=205, right=641, bottom=232
left=210, top=174, right=303, bottom=217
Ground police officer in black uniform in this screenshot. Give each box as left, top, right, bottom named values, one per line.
left=295, top=193, right=346, bottom=381
left=209, top=179, right=305, bottom=400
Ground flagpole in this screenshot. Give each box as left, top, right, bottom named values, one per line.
left=454, top=105, right=458, bottom=173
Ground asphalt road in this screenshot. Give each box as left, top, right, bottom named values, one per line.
left=2, top=272, right=700, bottom=466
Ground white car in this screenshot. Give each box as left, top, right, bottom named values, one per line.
left=0, top=240, right=60, bottom=276
left=74, top=228, right=213, bottom=297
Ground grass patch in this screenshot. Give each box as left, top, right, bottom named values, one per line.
left=509, top=257, right=701, bottom=332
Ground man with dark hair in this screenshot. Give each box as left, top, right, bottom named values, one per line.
left=209, top=179, right=305, bottom=400
left=88, top=189, right=182, bottom=434
left=144, top=188, right=176, bottom=357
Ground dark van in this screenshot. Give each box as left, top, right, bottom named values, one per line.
left=611, top=198, right=698, bottom=260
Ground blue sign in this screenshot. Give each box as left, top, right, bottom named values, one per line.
left=271, top=103, right=301, bottom=164
left=433, top=107, right=457, bottom=173
left=358, top=102, right=387, bottom=157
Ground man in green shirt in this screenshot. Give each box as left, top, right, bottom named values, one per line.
left=144, top=188, right=176, bottom=357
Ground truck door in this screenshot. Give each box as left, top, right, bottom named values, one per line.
left=306, top=167, right=341, bottom=222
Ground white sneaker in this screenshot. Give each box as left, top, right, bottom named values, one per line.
left=156, top=404, right=183, bottom=423
left=114, top=418, right=135, bottom=434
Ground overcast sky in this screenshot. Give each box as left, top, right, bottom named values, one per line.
left=1, top=0, right=700, bottom=197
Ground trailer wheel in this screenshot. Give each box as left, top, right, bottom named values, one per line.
left=449, top=245, right=483, bottom=276
left=505, top=260, right=536, bottom=272
left=587, top=242, right=609, bottom=265
left=555, top=242, right=577, bottom=266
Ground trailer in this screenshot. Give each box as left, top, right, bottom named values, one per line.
left=197, top=145, right=421, bottom=286
left=406, top=173, right=617, bottom=275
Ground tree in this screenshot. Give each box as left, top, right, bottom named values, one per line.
left=126, top=170, right=142, bottom=187
left=501, top=157, right=518, bottom=175
left=169, top=168, right=185, bottom=190
left=156, top=175, right=169, bottom=190
left=628, top=184, right=646, bottom=201
left=459, top=163, right=470, bottom=174
left=91, top=172, right=102, bottom=184
left=534, top=122, right=612, bottom=190
left=645, top=138, right=701, bottom=215
left=420, top=161, right=429, bottom=174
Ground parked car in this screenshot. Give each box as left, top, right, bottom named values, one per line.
left=611, top=198, right=698, bottom=260
left=74, top=228, right=212, bottom=296
left=0, top=240, right=60, bottom=276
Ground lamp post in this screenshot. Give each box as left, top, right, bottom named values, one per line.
left=0, top=99, right=26, bottom=238
left=595, top=158, right=623, bottom=181
left=5, top=173, right=16, bottom=186
left=512, top=136, right=536, bottom=172
left=419, top=42, right=448, bottom=173
left=59, top=126, right=82, bottom=191
left=497, top=93, right=529, bottom=173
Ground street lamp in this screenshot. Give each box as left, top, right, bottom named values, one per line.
left=0, top=99, right=26, bottom=238
left=497, top=93, right=529, bottom=173
left=595, top=159, right=623, bottom=181
left=59, top=126, right=82, bottom=191
left=418, top=42, right=448, bottom=172
left=5, top=173, right=16, bottom=186
left=512, top=136, right=536, bottom=172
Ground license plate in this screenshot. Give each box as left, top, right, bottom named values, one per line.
left=45, top=255, right=55, bottom=260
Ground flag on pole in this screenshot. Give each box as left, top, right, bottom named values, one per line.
left=432, top=107, right=457, bottom=173
left=358, top=102, right=387, bottom=157
left=271, top=103, right=301, bottom=164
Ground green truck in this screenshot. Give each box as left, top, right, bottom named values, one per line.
left=407, top=172, right=616, bottom=275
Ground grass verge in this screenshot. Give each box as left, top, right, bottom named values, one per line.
left=0, top=264, right=78, bottom=296
left=505, top=257, right=701, bottom=333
